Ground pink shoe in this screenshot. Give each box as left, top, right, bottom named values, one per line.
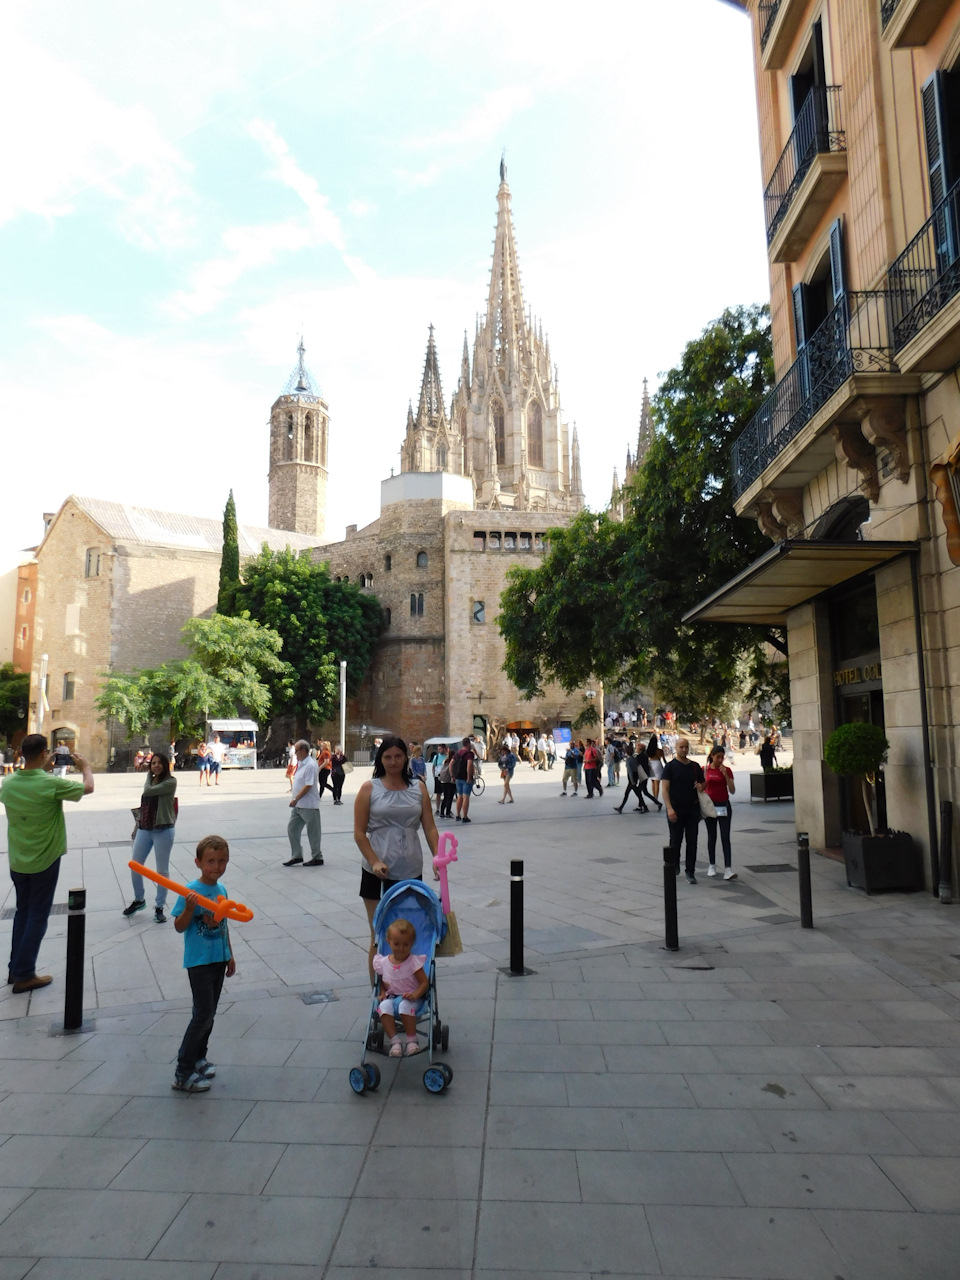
left=405, top=1040, right=422, bottom=1056
left=388, top=1040, right=403, bottom=1058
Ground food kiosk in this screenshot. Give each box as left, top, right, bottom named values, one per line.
left=205, top=719, right=259, bottom=769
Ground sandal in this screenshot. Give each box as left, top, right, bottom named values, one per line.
left=405, top=1041, right=422, bottom=1056
left=388, top=1040, right=403, bottom=1058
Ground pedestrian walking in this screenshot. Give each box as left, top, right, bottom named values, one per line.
left=498, top=743, right=517, bottom=803
left=560, top=742, right=581, bottom=796
left=614, top=743, right=649, bottom=814
left=124, top=752, right=178, bottom=922
left=583, top=739, right=603, bottom=798
left=661, top=737, right=705, bottom=884
left=330, top=744, right=347, bottom=805
left=285, top=740, right=324, bottom=866
left=703, top=746, right=737, bottom=880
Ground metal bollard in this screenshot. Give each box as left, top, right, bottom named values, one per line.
left=797, top=832, right=813, bottom=929
left=63, top=887, right=86, bottom=1032
left=501, top=859, right=535, bottom=976
left=663, top=846, right=680, bottom=952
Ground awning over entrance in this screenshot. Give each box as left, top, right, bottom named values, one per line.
left=682, top=539, right=919, bottom=627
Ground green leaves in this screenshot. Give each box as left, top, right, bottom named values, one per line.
left=497, top=304, right=788, bottom=721
left=0, top=664, right=30, bottom=739
left=217, top=490, right=241, bottom=615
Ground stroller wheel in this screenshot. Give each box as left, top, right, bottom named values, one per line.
left=374, top=1029, right=385, bottom=1051
left=364, top=1062, right=381, bottom=1091
left=432, top=1022, right=442, bottom=1049
left=423, top=1065, right=447, bottom=1093
left=438, top=1062, right=453, bottom=1085
left=348, top=1066, right=367, bottom=1095
left=441, top=1025, right=450, bottom=1051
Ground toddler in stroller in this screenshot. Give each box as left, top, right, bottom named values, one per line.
left=350, top=879, right=452, bottom=1094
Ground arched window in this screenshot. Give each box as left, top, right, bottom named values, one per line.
left=62, top=672, right=76, bottom=701
left=493, top=403, right=505, bottom=466
left=16, top=625, right=27, bottom=649
left=528, top=401, right=543, bottom=467
left=410, top=593, right=424, bottom=617
left=366, top=573, right=373, bottom=588
left=437, top=444, right=447, bottom=469
left=416, top=551, right=428, bottom=568
left=284, top=413, right=294, bottom=461
left=304, top=412, right=315, bottom=463
left=384, top=554, right=392, bottom=571
left=384, top=607, right=391, bottom=627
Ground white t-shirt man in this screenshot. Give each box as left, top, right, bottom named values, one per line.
left=208, top=738, right=226, bottom=766
left=291, top=754, right=320, bottom=808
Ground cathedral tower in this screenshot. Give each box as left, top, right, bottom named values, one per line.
left=624, top=378, right=655, bottom=487
left=268, top=339, right=329, bottom=538
left=450, top=162, right=582, bottom=513
left=401, top=326, right=464, bottom=475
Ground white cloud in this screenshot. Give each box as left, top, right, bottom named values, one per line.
left=0, top=22, right=194, bottom=247
left=168, top=119, right=356, bottom=316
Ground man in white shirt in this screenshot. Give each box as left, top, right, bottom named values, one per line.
left=206, top=735, right=226, bottom=786
left=285, top=740, right=324, bottom=866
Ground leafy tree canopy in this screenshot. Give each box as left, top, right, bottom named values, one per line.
left=230, top=547, right=385, bottom=733
left=95, top=614, right=288, bottom=741
left=0, top=663, right=30, bottom=740
left=499, top=304, right=788, bottom=721
left=218, top=489, right=240, bottom=615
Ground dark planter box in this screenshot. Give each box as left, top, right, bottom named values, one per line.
left=750, top=771, right=794, bottom=802
left=842, top=831, right=920, bottom=893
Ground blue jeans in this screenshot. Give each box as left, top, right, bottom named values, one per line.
left=9, top=858, right=61, bottom=982
left=131, top=826, right=176, bottom=907
left=177, top=961, right=227, bottom=1078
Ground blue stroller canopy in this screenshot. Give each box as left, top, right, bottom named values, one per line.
left=373, top=880, right=445, bottom=956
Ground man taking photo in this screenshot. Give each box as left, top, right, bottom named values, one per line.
left=0, top=734, right=94, bottom=993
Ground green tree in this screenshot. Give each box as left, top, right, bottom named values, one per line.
left=217, top=489, right=240, bottom=615
left=0, top=663, right=30, bottom=740
left=232, top=547, right=385, bottom=735
left=499, top=304, right=787, bottom=721
left=96, top=614, right=289, bottom=742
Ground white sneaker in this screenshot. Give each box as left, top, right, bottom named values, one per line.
left=724, top=869, right=738, bottom=880
left=707, top=865, right=717, bottom=877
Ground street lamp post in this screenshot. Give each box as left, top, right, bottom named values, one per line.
left=339, top=660, right=347, bottom=753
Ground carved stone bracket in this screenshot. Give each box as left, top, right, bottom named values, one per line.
left=856, top=395, right=910, bottom=482
left=831, top=422, right=879, bottom=503
left=770, top=489, right=805, bottom=539
left=752, top=490, right=788, bottom=542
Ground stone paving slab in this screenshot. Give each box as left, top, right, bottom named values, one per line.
left=0, top=766, right=957, bottom=1274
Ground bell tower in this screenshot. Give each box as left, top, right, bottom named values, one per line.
left=268, top=339, right=329, bottom=538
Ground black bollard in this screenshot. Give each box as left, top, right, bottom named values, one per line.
left=663, top=846, right=680, bottom=952
left=501, top=859, right=535, bottom=976
left=797, top=832, right=813, bottom=929
left=63, top=887, right=86, bottom=1032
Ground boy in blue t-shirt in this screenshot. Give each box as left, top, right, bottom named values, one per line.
left=171, top=834, right=236, bottom=1092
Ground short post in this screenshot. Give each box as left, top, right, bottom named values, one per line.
left=939, top=801, right=953, bottom=905
left=663, top=845, right=680, bottom=952
left=501, top=859, right=535, bottom=976
left=797, top=831, right=813, bottom=929
left=63, top=887, right=86, bottom=1032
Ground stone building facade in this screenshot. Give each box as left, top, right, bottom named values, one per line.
left=27, top=496, right=316, bottom=768
left=691, top=1, right=960, bottom=887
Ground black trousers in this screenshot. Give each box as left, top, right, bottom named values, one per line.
left=585, top=767, right=603, bottom=797
left=617, top=778, right=648, bottom=811
left=177, top=961, right=227, bottom=1078
left=440, top=782, right=456, bottom=816
left=668, top=806, right=700, bottom=876
left=331, top=771, right=344, bottom=802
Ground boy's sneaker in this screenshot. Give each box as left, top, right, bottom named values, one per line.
left=724, top=869, right=738, bottom=881
left=154, top=907, right=166, bottom=923
left=195, top=1058, right=216, bottom=1078
left=172, top=1072, right=211, bottom=1093
left=123, top=900, right=146, bottom=916
left=707, top=865, right=717, bottom=877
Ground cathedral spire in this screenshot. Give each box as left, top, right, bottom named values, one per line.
left=571, top=425, right=583, bottom=500
left=401, top=326, right=452, bottom=473
left=636, top=377, right=654, bottom=467
left=486, top=163, right=527, bottom=371
left=416, top=324, right=446, bottom=425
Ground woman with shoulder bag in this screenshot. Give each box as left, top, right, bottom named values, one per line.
left=124, top=753, right=178, bottom=922
left=437, top=749, right=456, bottom=819
left=330, top=744, right=347, bottom=805
left=703, top=746, right=737, bottom=881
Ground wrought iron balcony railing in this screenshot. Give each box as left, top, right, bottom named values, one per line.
left=759, top=2, right=781, bottom=49
left=732, top=292, right=899, bottom=500
left=880, top=0, right=902, bottom=30
left=888, top=176, right=960, bottom=350
left=764, top=86, right=845, bottom=245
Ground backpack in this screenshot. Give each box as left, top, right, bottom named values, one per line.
left=452, top=749, right=471, bottom=781
left=564, top=748, right=578, bottom=768
left=614, top=745, right=623, bottom=762
left=438, top=758, right=453, bottom=784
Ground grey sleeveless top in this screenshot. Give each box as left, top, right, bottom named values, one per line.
left=363, top=778, right=425, bottom=879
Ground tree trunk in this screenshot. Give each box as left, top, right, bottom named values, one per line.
left=861, top=775, right=877, bottom=836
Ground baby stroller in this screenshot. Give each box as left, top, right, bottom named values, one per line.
left=349, top=879, right=453, bottom=1095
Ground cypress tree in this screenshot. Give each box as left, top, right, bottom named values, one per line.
left=218, top=489, right=240, bottom=614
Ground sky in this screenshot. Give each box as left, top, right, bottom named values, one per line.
left=0, top=0, right=769, bottom=572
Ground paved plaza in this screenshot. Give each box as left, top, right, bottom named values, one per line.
left=0, top=756, right=959, bottom=1276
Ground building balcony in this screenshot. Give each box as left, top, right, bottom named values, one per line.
left=732, top=292, right=920, bottom=507
left=881, top=0, right=953, bottom=48
left=759, top=0, right=806, bottom=71
left=765, top=87, right=847, bottom=263
left=888, top=178, right=960, bottom=372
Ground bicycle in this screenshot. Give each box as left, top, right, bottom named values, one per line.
left=472, top=774, right=485, bottom=797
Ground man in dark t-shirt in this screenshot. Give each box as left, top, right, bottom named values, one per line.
left=661, top=737, right=705, bottom=884
left=453, top=739, right=476, bottom=823
left=758, top=736, right=777, bottom=772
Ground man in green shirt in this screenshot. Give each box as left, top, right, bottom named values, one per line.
left=0, top=734, right=94, bottom=993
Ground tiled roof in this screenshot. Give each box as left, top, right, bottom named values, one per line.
left=66, top=496, right=321, bottom=556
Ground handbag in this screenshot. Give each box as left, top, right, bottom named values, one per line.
left=635, top=763, right=649, bottom=783
left=342, top=761, right=354, bottom=774
left=698, top=790, right=718, bottom=820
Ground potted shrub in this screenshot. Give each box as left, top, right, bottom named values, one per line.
left=749, top=766, right=794, bottom=802
left=823, top=722, right=919, bottom=892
